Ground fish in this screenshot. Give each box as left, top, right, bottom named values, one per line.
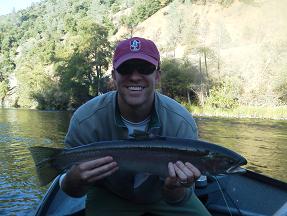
left=29, top=136, right=247, bottom=186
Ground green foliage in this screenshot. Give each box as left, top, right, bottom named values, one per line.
left=205, top=80, right=239, bottom=109
left=32, top=86, right=69, bottom=110
left=134, top=0, right=161, bottom=21
left=164, top=1, right=184, bottom=54
left=184, top=103, right=287, bottom=120
left=121, top=0, right=162, bottom=31
left=56, top=21, right=113, bottom=108
left=111, top=2, right=121, bottom=13
left=159, top=0, right=173, bottom=6
left=276, top=81, right=287, bottom=104
left=0, top=81, right=9, bottom=100
left=219, top=0, right=235, bottom=7
left=0, top=0, right=286, bottom=113
left=161, top=58, right=198, bottom=102
left=56, top=54, right=93, bottom=108
left=102, top=16, right=118, bottom=35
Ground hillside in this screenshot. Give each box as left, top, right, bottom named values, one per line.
left=0, top=0, right=287, bottom=110
left=115, top=0, right=287, bottom=106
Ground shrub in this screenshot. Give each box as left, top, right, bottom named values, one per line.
left=205, top=80, right=239, bottom=109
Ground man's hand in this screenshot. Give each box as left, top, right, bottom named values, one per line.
left=162, top=161, right=201, bottom=203
left=61, top=156, right=119, bottom=197
left=165, top=161, right=201, bottom=189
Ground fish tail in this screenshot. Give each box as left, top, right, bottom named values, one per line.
left=29, top=146, right=63, bottom=186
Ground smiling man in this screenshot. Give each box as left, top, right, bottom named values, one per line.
left=61, top=37, right=211, bottom=216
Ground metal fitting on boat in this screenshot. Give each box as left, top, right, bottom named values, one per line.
left=196, top=175, right=207, bottom=188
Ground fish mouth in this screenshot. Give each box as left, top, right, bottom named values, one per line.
left=226, top=166, right=246, bottom=174
left=227, top=157, right=248, bottom=174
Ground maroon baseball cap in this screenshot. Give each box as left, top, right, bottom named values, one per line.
left=113, top=37, right=160, bottom=69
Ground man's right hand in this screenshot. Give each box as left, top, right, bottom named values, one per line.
left=61, top=156, right=119, bottom=197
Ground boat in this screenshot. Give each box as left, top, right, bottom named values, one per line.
left=34, top=169, right=287, bottom=216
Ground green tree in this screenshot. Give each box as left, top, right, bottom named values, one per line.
left=56, top=21, right=112, bottom=108
left=120, top=0, right=162, bottom=36
left=161, top=58, right=199, bottom=103
left=205, top=79, right=241, bottom=109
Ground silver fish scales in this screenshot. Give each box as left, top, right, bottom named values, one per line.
left=29, top=136, right=247, bottom=186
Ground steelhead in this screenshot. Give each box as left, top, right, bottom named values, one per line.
left=29, top=136, right=247, bottom=186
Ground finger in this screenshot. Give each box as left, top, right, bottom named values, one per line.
left=168, top=162, right=176, bottom=178
left=85, top=161, right=118, bottom=180
left=88, top=166, right=119, bottom=183
left=174, top=162, right=187, bottom=181
left=185, top=162, right=201, bottom=179
left=164, top=163, right=178, bottom=188
left=78, top=156, right=114, bottom=170
left=173, top=162, right=194, bottom=188
left=176, top=161, right=194, bottom=177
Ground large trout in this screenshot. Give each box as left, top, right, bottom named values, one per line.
left=29, top=136, right=247, bottom=186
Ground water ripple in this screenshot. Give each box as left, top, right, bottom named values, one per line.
left=1, top=110, right=287, bottom=215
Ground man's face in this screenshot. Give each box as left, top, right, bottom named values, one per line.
left=112, top=59, right=160, bottom=109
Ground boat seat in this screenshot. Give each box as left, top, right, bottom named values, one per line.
left=273, top=202, right=287, bottom=216
left=68, top=209, right=85, bottom=216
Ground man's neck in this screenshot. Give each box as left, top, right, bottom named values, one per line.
left=117, top=98, right=153, bottom=123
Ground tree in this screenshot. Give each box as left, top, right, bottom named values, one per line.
left=161, top=58, right=199, bottom=103
left=165, top=1, right=184, bottom=56
left=56, top=21, right=112, bottom=108
left=77, top=19, right=112, bottom=96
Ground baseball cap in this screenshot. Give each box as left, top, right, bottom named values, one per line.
left=113, top=37, right=160, bottom=69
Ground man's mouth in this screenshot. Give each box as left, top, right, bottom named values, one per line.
left=127, top=86, right=145, bottom=91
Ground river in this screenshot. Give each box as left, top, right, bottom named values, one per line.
left=0, top=109, right=286, bottom=215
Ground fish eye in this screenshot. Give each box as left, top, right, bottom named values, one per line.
left=227, top=159, right=235, bottom=165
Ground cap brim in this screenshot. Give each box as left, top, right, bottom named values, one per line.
left=114, top=53, right=158, bottom=69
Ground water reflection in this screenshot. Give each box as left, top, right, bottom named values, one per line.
left=0, top=109, right=71, bottom=215
left=196, top=117, right=287, bottom=182
left=0, top=109, right=286, bottom=215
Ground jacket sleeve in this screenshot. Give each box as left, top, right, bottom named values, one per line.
left=176, top=116, right=198, bottom=140
left=64, top=114, right=84, bottom=148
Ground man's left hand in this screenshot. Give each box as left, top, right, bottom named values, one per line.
left=164, top=161, right=201, bottom=189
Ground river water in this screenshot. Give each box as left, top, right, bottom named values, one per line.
left=0, top=109, right=286, bottom=215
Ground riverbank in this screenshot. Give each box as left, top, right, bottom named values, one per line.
left=2, top=103, right=287, bottom=120
left=183, top=104, right=287, bottom=120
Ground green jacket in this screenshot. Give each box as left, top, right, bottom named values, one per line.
left=65, top=90, right=198, bottom=203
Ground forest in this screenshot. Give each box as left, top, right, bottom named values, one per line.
left=0, top=0, right=286, bottom=118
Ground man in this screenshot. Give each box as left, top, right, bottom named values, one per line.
left=61, top=37, right=211, bottom=216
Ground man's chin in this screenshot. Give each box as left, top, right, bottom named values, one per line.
left=125, top=99, right=145, bottom=108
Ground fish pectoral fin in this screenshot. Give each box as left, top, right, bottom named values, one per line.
left=133, top=173, right=152, bottom=189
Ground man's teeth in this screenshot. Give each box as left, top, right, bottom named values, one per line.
left=128, top=86, right=144, bottom=91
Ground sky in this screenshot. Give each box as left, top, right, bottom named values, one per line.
left=0, top=0, right=42, bottom=16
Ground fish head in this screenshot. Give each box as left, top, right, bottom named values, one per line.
left=226, top=166, right=246, bottom=174
left=203, top=153, right=247, bottom=176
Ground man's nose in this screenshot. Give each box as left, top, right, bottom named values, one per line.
left=129, top=69, right=142, bottom=77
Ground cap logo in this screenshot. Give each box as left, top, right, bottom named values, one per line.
left=130, top=39, right=141, bottom=52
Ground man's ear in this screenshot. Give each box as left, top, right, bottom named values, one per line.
left=155, top=69, right=161, bottom=84
left=111, top=69, right=118, bottom=89
left=111, top=69, right=116, bottom=80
